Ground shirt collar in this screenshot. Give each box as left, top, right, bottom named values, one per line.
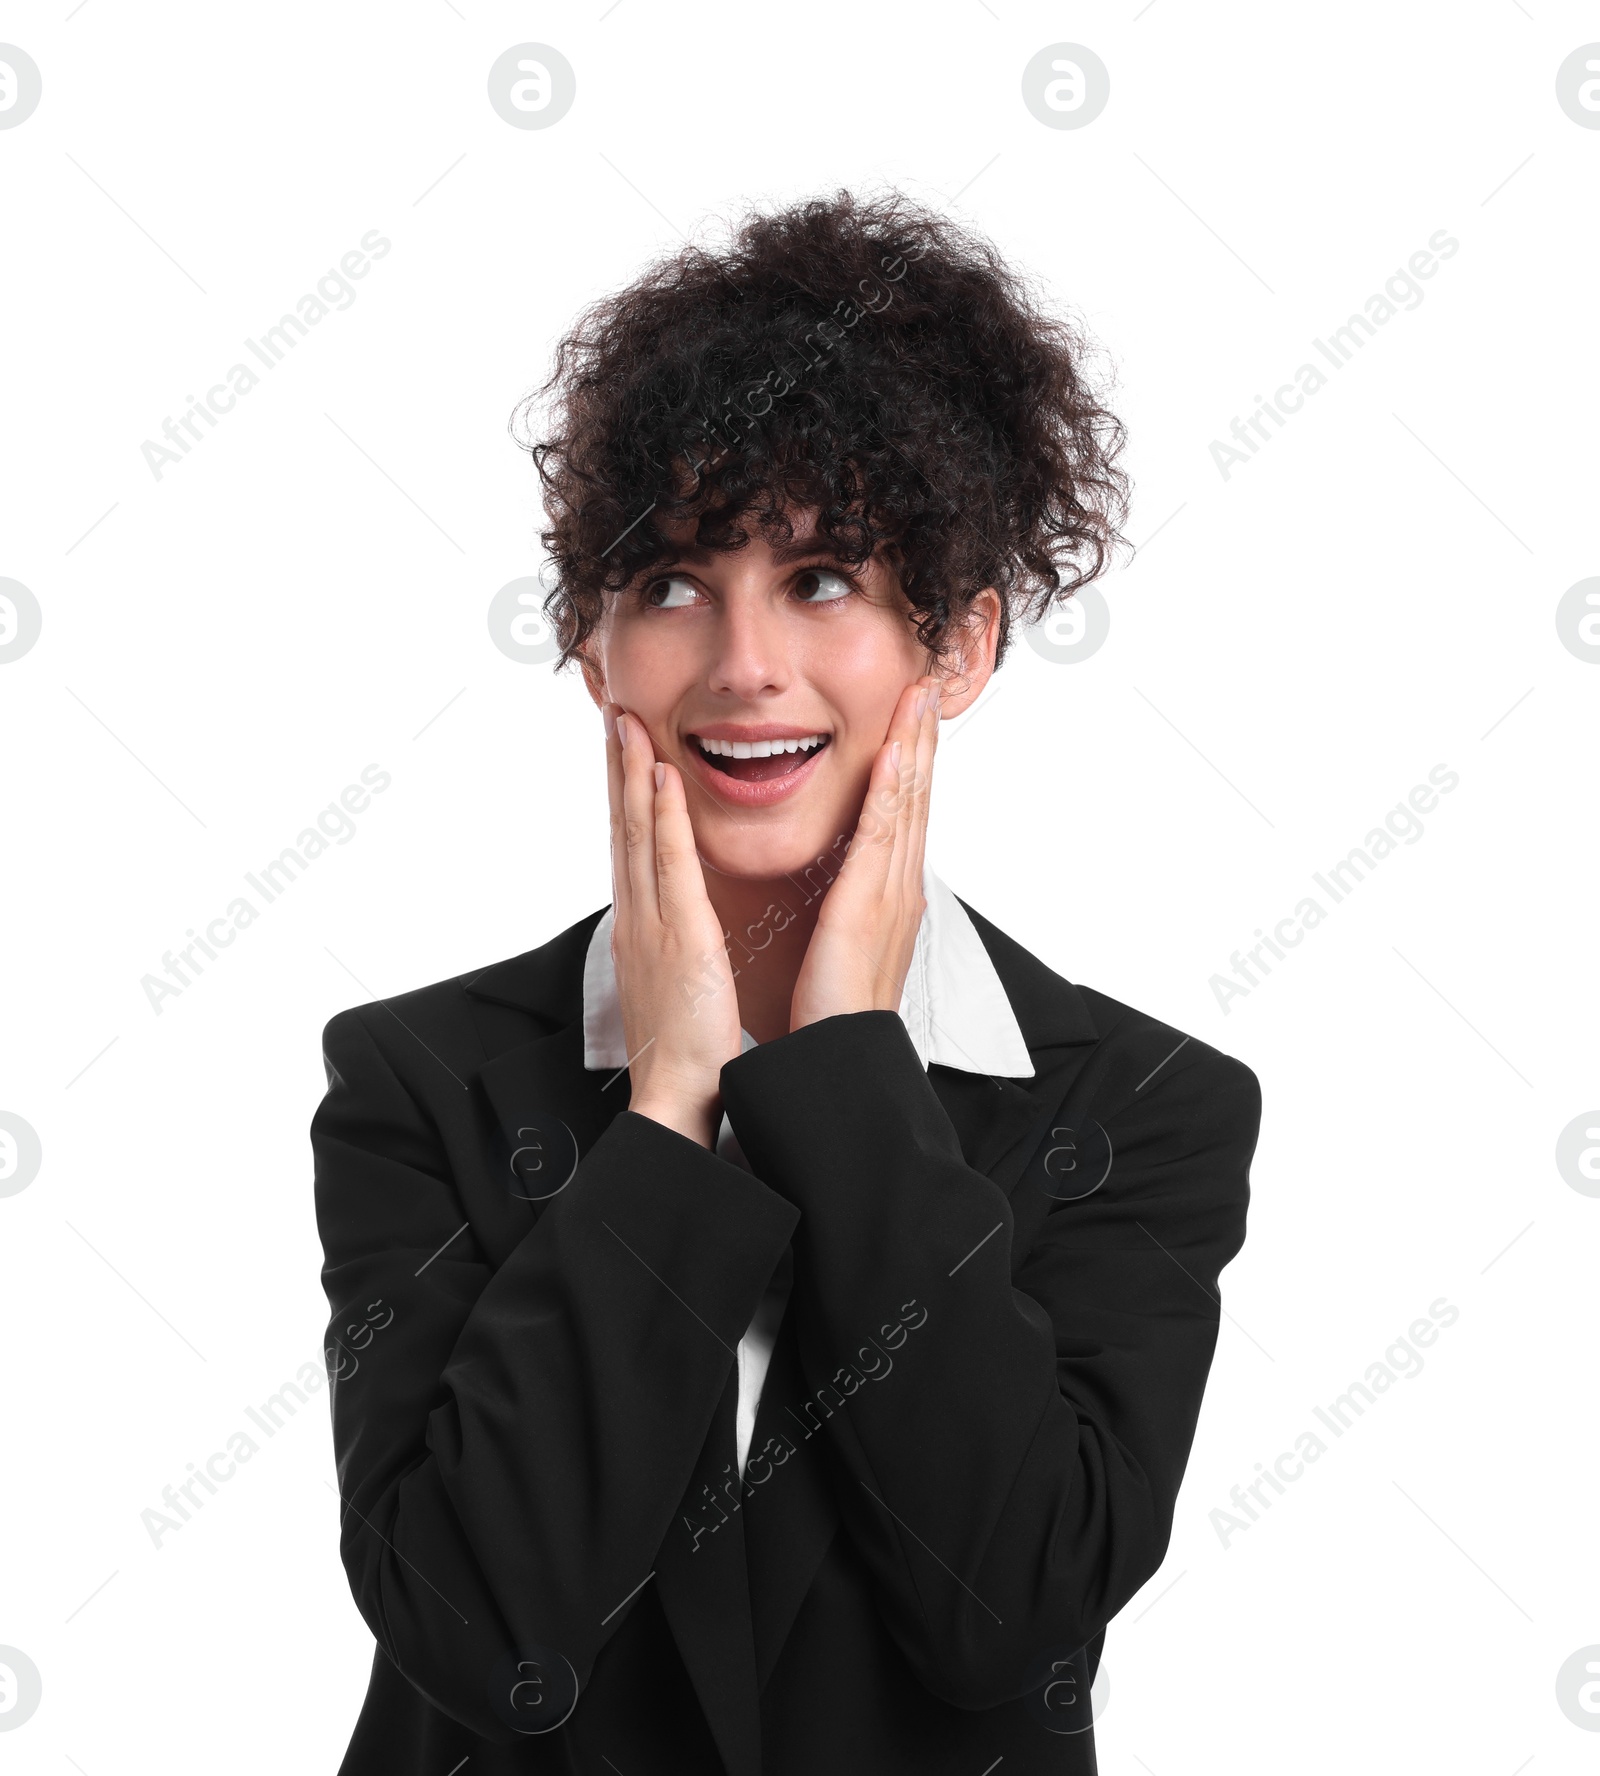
left=581, top=863, right=1035, bottom=1079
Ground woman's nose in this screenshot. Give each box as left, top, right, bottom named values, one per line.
left=704, top=593, right=790, bottom=700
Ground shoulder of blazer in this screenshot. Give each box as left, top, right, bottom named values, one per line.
left=957, top=896, right=1261, bottom=1113
left=1071, top=978, right=1264, bottom=1162
left=317, top=906, right=608, bottom=1082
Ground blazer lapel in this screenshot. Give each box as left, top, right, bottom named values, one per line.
left=738, top=902, right=1103, bottom=1695
left=463, top=912, right=765, bottom=1776
left=742, top=1299, right=842, bottom=1692
left=927, top=1047, right=1093, bottom=1203
left=941, top=899, right=1103, bottom=1206
left=461, top=911, right=614, bottom=1265
left=654, top=1366, right=766, bottom=1776
left=735, top=1037, right=1099, bottom=1704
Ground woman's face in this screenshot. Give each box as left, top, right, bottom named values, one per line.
left=581, top=508, right=997, bottom=883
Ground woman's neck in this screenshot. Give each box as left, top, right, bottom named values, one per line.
left=700, top=869, right=822, bottom=1046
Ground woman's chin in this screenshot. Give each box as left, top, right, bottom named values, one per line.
left=691, top=818, right=848, bottom=887
left=685, top=767, right=868, bottom=886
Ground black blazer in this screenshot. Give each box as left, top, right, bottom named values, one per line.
left=311, top=899, right=1261, bottom=1775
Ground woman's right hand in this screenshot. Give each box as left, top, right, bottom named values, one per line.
left=604, top=702, right=742, bottom=1148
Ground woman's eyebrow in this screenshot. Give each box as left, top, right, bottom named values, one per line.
left=663, top=534, right=854, bottom=567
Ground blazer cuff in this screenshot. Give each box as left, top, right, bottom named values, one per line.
left=552, top=1107, right=802, bottom=1339
left=718, top=1010, right=959, bottom=1200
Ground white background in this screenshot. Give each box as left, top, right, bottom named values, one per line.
left=2, top=2, right=1597, bottom=1770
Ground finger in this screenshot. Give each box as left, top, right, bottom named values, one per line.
left=903, top=674, right=939, bottom=899
left=846, top=679, right=922, bottom=904
left=887, top=675, right=932, bottom=900
left=851, top=739, right=904, bottom=888
left=616, top=710, right=661, bottom=925
left=602, top=702, right=632, bottom=929
left=879, top=676, right=927, bottom=872
left=652, top=760, right=712, bottom=925
left=653, top=761, right=728, bottom=999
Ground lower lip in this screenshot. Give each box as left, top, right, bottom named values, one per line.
left=680, top=739, right=830, bottom=808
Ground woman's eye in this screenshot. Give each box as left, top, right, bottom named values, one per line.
left=794, top=567, right=855, bottom=604
left=645, top=574, right=699, bottom=609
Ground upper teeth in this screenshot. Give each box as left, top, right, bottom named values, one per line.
left=696, top=734, right=827, bottom=759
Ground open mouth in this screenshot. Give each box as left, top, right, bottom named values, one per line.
left=691, top=732, right=831, bottom=781
left=682, top=729, right=833, bottom=808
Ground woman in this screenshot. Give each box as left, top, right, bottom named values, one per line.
left=312, top=189, right=1262, bottom=1774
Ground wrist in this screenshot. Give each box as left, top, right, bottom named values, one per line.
left=629, top=1092, right=720, bottom=1150
left=790, top=991, right=886, bottom=1031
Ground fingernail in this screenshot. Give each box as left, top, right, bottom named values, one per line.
left=653, top=762, right=665, bottom=791
left=602, top=704, right=617, bottom=740
left=615, top=713, right=629, bottom=747
left=890, top=740, right=902, bottom=769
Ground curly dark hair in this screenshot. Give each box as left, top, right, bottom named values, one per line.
left=512, top=187, right=1129, bottom=671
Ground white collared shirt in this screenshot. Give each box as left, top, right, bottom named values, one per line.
left=581, top=864, right=1033, bottom=1474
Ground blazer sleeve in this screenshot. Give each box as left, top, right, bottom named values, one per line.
left=311, top=1005, right=799, bottom=1740
left=717, top=1009, right=1259, bottom=1712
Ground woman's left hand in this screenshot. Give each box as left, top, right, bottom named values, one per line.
left=790, top=673, right=941, bottom=1032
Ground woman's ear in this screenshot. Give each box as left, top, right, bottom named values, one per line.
left=934, top=587, right=1002, bottom=718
